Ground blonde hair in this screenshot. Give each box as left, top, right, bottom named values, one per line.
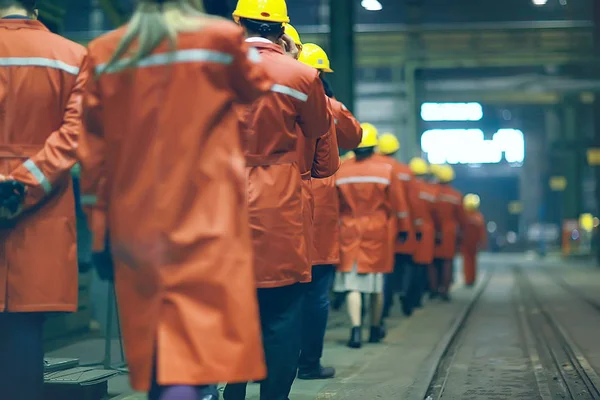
left=99, top=0, right=211, bottom=74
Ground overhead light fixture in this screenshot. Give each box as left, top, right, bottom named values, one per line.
left=361, top=0, right=383, bottom=11
left=532, top=0, right=548, bottom=5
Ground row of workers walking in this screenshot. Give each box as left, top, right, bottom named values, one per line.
left=0, top=0, right=487, bottom=399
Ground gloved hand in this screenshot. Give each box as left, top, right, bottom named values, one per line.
left=92, top=234, right=114, bottom=282
left=397, top=231, right=409, bottom=243
left=320, top=75, right=335, bottom=98
left=0, top=179, right=26, bottom=221
left=435, top=232, right=442, bottom=245
left=416, top=232, right=423, bottom=242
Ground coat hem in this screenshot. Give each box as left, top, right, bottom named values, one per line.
left=312, top=258, right=339, bottom=266
left=256, top=277, right=308, bottom=289
left=2, top=304, right=77, bottom=312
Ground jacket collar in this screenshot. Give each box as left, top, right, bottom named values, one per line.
left=0, top=18, right=48, bottom=32
left=246, top=39, right=284, bottom=55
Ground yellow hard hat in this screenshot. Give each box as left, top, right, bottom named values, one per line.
left=284, top=24, right=302, bottom=46
left=233, top=0, right=290, bottom=23
left=377, top=133, right=400, bottom=155
left=463, top=194, right=481, bottom=210
left=358, top=123, right=379, bottom=148
left=409, top=158, right=429, bottom=175
left=298, top=43, right=333, bottom=72
left=435, top=164, right=455, bottom=183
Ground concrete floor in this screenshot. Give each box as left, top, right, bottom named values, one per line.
left=45, top=253, right=600, bottom=399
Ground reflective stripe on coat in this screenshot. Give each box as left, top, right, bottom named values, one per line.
left=242, top=41, right=332, bottom=288
left=79, top=21, right=271, bottom=391
left=335, top=156, right=405, bottom=274
left=0, top=19, right=87, bottom=312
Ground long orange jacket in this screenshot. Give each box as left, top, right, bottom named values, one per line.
left=335, top=155, right=407, bottom=274
left=297, top=100, right=339, bottom=267
left=0, top=18, right=87, bottom=313
left=373, top=154, right=415, bottom=255
left=311, top=98, right=362, bottom=265
left=410, top=179, right=440, bottom=265
left=462, top=210, right=487, bottom=251
left=242, top=39, right=331, bottom=288
left=79, top=21, right=271, bottom=391
left=433, top=184, right=465, bottom=260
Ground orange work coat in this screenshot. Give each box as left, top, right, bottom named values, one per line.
left=297, top=99, right=339, bottom=267
left=335, top=155, right=407, bottom=274
left=79, top=21, right=271, bottom=391
left=462, top=210, right=487, bottom=251
left=433, top=184, right=465, bottom=260
left=373, top=154, right=415, bottom=255
left=242, top=39, right=332, bottom=288
left=0, top=19, right=87, bottom=313
left=410, top=179, right=440, bottom=265
left=311, top=98, right=362, bottom=265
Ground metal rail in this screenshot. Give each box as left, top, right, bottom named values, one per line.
left=516, top=266, right=600, bottom=400
left=543, top=269, right=600, bottom=314
left=407, top=268, right=494, bottom=400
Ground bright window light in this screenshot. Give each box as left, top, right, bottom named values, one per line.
left=420, top=102, right=483, bottom=122
left=421, top=128, right=525, bottom=165
left=361, top=0, right=382, bottom=11
left=532, top=0, right=548, bottom=5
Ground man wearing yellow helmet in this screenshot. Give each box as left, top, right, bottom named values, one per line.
left=430, top=164, right=465, bottom=301
left=225, top=1, right=334, bottom=399
left=461, top=194, right=486, bottom=287
left=407, top=158, right=441, bottom=308
left=334, top=123, right=407, bottom=348
left=375, top=133, right=417, bottom=320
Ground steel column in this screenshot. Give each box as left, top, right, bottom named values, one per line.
left=328, top=0, right=355, bottom=113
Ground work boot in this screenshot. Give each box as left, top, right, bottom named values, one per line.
left=297, top=365, right=336, bottom=380
left=348, top=327, right=362, bottom=349
left=429, top=291, right=439, bottom=300
left=379, top=320, right=387, bottom=339
left=400, top=295, right=413, bottom=317
left=368, top=326, right=384, bottom=343
left=440, top=292, right=451, bottom=302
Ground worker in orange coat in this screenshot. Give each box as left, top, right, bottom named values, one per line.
left=431, top=164, right=465, bottom=301
left=407, top=158, right=441, bottom=308
left=296, top=43, right=361, bottom=380
left=375, top=133, right=416, bottom=319
left=0, top=1, right=87, bottom=398
left=78, top=1, right=273, bottom=399
left=225, top=1, right=333, bottom=399
left=461, top=194, right=487, bottom=287
left=334, top=128, right=408, bottom=349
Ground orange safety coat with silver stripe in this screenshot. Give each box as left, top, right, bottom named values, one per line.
left=79, top=21, right=271, bottom=391
left=242, top=39, right=332, bottom=288
left=0, top=18, right=87, bottom=313
left=372, top=154, right=415, bottom=255
left=433, top=184, right=465, bottom=260
left=462, top=210, right=487, bottom=251
left=311, top=98, right=362, bottom=265
left=410, top=179, right=441, bottom=265
left=297, top=99, right=339, bottom=267
left=335, top=155, right=406, bottom=274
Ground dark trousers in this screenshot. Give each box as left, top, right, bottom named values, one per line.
left=0, top=312, right=45, bottom=400
left=408, top=264, right=429, bottom=307
left=382, top=253, right=414, bottom=318
left=429, top=258, right=452, bottom=294
left=224, top=283, right=305, bottom=400
left=299, top=265, right=335, bottom=371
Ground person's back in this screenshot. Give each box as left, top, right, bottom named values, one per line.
left=434, top=183, right=464, bottom=259
left=80, top=6, right=272, bottom=397
left=0, top=2, right=87, bottom=398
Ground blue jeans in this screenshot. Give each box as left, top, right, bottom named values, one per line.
left=299, top=265, right=336, bottom=371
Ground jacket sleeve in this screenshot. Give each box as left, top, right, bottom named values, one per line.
left=311, top=118, right=340, bottom=178
left=10, top=54, right=89, bottom=210
left=389, top=167, right=411, bottom=233
left=298, top=72, right=333, bottom=139
left=331, top=99, right=363, bottom=150
left=77, top=52, right=109, bottom=253
left=228, top=29, right=273, bottom=104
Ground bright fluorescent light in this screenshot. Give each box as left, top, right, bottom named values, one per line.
left=361, top=0, right=382, bottom=11
left=420, top=102, right=483, bottom=122
left=532, top=0, right=548, bottom=5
